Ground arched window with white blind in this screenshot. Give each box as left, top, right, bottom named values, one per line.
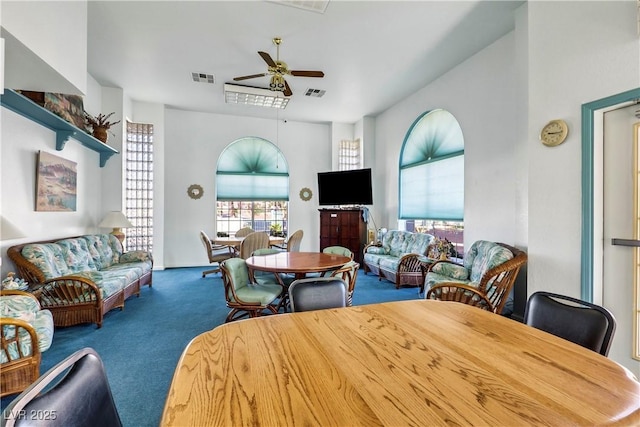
left=216, top=137, right=290, bottom=236
left=399, top=109, right=464, bottom=254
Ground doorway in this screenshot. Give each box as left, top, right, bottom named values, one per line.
left=603, top=103, right=639, bottom=371
left=582, top=87, right=640, bottom=373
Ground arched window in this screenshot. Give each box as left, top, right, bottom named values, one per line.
left=399, top=109, right=464, bottom=254
left=216, top=137, right=289, bottom=236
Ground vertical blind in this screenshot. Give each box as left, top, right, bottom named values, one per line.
left=399, top=109, right=464, bottom=220
left=216, top=137, right=289, bottom=201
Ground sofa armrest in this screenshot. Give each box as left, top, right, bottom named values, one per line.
left=428, top=260, right=469, bottom=280
left=120, top=250, right=153, bottom=265
left=397, top=254, right=425, bottom=274
left=38, top=276, right=102, bottom=308
left=364, top=243, right=387, bottom=255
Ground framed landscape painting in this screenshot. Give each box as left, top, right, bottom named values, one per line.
left=36, top=151, right=77, bottom=211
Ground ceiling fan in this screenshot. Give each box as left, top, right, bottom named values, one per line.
left=233, top=37, right=324, bottom=97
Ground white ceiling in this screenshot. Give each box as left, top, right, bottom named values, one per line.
left=87, top=1, right=524, bottom=124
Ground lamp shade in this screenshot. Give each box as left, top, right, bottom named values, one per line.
left=99, top=211, right=133, bottom=228
left=0, top=215, right=26, bottom=241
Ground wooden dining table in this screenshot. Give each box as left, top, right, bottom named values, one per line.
left=246, top=251, right=352, bottom=280
left=160, top=299, right=640, bottom=426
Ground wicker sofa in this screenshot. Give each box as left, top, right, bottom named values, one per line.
left=363, top=230, right=434, bottom=288
left=0, top=290, right=54, bottom=397
left=8, top=234, right=153, bottom=328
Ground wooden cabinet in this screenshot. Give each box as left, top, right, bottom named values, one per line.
left=319, top=209, right=367, bottom=264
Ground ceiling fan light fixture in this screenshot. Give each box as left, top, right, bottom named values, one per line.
left=224, top=83, right=289, bottom=109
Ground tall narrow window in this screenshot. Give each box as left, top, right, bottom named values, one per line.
left=125, top=121, right=153, bottom=252
left=339, top=139, right=360, bottom=171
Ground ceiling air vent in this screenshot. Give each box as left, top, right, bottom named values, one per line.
left=305, top=88, right=326, bottom=98
left=192, top=72, right=215, bottom=84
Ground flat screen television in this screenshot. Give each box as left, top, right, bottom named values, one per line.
left=317, top=168, right=373, bottom=206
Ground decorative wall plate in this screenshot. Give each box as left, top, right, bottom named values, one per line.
left=299, top=187, right=312, bottom=201
left=187, top=184, right=204, bottom=199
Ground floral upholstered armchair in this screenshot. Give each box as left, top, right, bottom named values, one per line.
left=423, top=240, right=527, bottom=314
left=1, top=290, right=54, bottom=397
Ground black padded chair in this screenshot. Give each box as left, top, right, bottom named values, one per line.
left=523, top=291, right=616, bottom=357
left=1, top=347, right=122, bottom=427
left=289, top=277, right=347, bottom=312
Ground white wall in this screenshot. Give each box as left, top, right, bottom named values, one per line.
left=526, top=0, right=640, bottom=298
left=374, top=32, right=519, bottom=248
left=163, top=109, right=330, bottom=268
left=1, top=1, right=87, bottom=95
left=0, top=107, right=104, bottom=276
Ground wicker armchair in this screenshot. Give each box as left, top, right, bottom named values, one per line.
left=1, top=290, right=54, bottom=397
left=424, top=242, right=527, bottom=314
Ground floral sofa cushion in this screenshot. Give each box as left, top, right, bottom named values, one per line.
left=0, top=294, right=54, bottom=363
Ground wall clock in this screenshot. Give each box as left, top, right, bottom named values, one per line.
left=187, top=184, right=204, bottom=200
left=299, top=187, right=312, bottom=201
left=540, top=119, right=569, bottom=147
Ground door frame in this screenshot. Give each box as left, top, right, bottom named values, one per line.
left=581, top=87, right=640, bottom=302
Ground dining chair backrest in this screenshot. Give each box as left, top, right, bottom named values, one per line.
left=289, top=277, right=347, bottom=312
left=322, top=245, right=354, bottom=259
left=523, top=291, right=616, bottom=356
left=285, top=229, right=304, bottom=252
left=239, top=232, right=270, bottom=259
left=200, top=230, right=235, bottom=277
left=234, top=227, right=255, bottom=238
left=2, top=347, right=122, bottom=427
left=329, top=261, right=359, bottom=306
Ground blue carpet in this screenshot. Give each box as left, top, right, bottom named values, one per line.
left=1, top=267, right=421, bottom=426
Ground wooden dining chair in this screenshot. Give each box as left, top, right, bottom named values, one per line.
left=273, top=229, right=304, bottom=252
left=289, top=277, right=347, bottom=312
left=524, top=291, right=616, bottom=356
left=220, top=258, right=283, bottom=322
left=200, top=230, right=236, bottom=277
left=239, top=232, right=270, bottom=259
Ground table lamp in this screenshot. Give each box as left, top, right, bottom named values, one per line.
left=99, top=211, right=133, bottom=243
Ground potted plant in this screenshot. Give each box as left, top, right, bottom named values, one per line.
left=270, top=223, right=284, bottom=237
left=84, top=111, right=121, bottom=143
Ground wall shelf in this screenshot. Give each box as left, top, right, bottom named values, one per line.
left=0, top=89, right=119, bottom=167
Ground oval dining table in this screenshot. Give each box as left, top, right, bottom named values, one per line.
left=160, top=299, right=640, bottom=427
left=245, top=251, right=352, bottom=280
